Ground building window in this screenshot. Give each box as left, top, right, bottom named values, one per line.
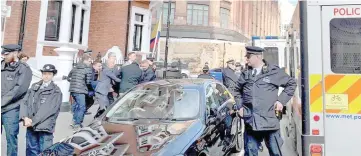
left=133, top=14, right=143, bottom=51
left=187, top=4, right=208, bottom=26
left=45, top=1, right=62, bottom=41
left=264, top=47, right=279, bottom=66
left=220, top=8, right=230, bottom=28
left=159, top=2, right=175, bottom=25
left=69, top=4, right=76, bottom=42
left=330, top=18, right=361, bottom=74
left=79, top=9, right=85, bottom=44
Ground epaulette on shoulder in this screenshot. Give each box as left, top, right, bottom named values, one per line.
left=53, top=84, right=62, bottom=93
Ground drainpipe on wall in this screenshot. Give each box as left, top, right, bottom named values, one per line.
left=18, top=0, right=27, bottom=51
left=124, top=0, right=131, bottom=57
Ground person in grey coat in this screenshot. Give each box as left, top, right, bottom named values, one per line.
left=1, top=44, right=32, bottom=156
left=67, top=54, right=92, bottom=129
left=230, top=46, right=296, bottom=156
left=19, top=64, right=62, bottom=156
left=140, top=60, right=156, bottom=83
left=222, top=59, right=238, bottom=88
left=94, top=62, right=121, bottom=118
left=118, top=61, right=142, bottom=93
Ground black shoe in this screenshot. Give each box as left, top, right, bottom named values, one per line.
left=85, top=111, right=92, bottom=115
left=94, top=109, right=105, bottom=118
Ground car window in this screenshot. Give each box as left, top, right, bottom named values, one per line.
left=205, top=83, right=220, bottom=116
left=214, top=83, right=232, bottom=105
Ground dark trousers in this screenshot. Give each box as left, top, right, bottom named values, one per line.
left=85, top=95, right=94, bottom=111
left=26, top=128, right=53, bottom=156
left=71, top=93, right=86, bottom=125
left=244, top=128, right=283, bottom=156
left=108, top=92, right=114, bottom=105
left=1, top=108, right=19, bottom=156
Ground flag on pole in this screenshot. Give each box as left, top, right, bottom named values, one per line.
left=150, top=12, right=162, bottom=54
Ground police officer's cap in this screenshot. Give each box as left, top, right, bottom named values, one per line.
left=202, top=66, right=209, bottom=71
left=235, top=62, right=241, bottom=66
left=245, top=46, right=264, bottom=55
left=1, top=44, right=21, bottom=54
left=40, top=64, right=57, bottom=74
left=226, top=59, right=235, bottom=64
left=146, top=57, right=155, bottom=62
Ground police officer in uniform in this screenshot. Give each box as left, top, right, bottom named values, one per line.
left=198, top=66, right=214, bottom=79
left=230, top=46, right=296, bottom=156
left=20, top=64, right=62, bottom=156
left=222, top=59, right=238, bottom=88
left=1, top=44, right=32, bottom=156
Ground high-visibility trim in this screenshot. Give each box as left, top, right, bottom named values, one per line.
left=310, top=74, right=361, bottom=114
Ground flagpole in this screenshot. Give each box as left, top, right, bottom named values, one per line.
left=163, top=0, right=171, bottom=79
left=152, top=12, right=161, bottom=57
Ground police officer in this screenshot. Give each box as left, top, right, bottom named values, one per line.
left=140, top=60, right=156, bottom=83
left=230, top=46, right=296, bottom=156
left=20, top=64, right=62, bottom=156
left=198, top=66, right=214, bottom=79
left=1, top=44, right=32, bottom=156
left=222, top=59, right=238, bottom=88
left=235, top=62, right=242, bottom=77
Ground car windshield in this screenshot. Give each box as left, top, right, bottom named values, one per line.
left=106, top=84, right=200, bottom=121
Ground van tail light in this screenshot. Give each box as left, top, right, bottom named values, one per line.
left=310, top=144, right=323, bottom=156
left=312, top=129, right=320, bottom=135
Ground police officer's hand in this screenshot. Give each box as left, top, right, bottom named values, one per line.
left=23, top=117, right=32, bottom=127
left=238, top=107, right=244, bottom=117
left=274, top=101, right=283, bottom=111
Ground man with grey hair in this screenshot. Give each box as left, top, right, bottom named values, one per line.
left=123, top=52, right=137, bottom=66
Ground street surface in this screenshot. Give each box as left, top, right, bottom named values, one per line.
left=2, top=104, right=297, bottom=156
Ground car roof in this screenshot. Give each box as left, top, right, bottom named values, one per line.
left=139, top=79, right=217, bottom=88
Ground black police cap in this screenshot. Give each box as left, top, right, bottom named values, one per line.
left=226, top=59, right=235, bottom=64
left=146, top=57, right=155, bottom=62
left=1, top=44, right=21, bottom=54
left=245, top=46, right=264, bottom=55
left=40, top=64, right=57, bottom=74
left=202, top=66, right=209, bottom=71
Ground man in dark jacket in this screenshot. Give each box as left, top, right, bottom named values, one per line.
left=140, top=60, right=156, bottom=83
left=1, top=44, right=32, bottom=156
left=20, top=64, right=62, bottom=156
left=118, top=60, right=142, bottom=93
left=222, top=59, right=238, bottom=89
left=198, top=66, right=214, bottom=79
left=85, top=59, right=102, bottom=114
left=230, top=46, right=296, bottom=156
left=67, top=54, right=92, bottom=129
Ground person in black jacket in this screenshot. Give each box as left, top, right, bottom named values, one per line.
left=222, top=59, right=238, bottom=89
left=140, top=60, right=156, bottom=83
left=118, top=57, right=142, bottom=93
left=1, top=44, right=32, bottom=156
left=20, top=64, right=62, bottom=156
left=198, top=66, right=214, bottom=79
left=67, top=54, right=92, bottom=129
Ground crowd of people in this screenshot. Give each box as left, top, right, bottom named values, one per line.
left=67, top=51, right=157, bottom=130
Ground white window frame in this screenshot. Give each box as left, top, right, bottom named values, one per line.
left=37, top=0, right=91, bottom=57
left=128, top=6, right=151, bottom=55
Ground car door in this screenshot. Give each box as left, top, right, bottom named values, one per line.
left=213, top=83, right=233, bottom=121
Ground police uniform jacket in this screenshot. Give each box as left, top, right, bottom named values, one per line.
left=222, top=67, right=238, bottom=88
left=67, top=63, right=92, bottom=94
left=95, top=66, right=121, bottom=95
left=19, top=81, right=62, bottom=133
left=118, top=62, right=142, bottom=93
left=141, top=67, right=156, bottom=83
left=1, top=61, right=32, bottom=113
left=230, top=63, right=296, bottom=131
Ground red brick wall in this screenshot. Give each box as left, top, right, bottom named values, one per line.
left=43, top=46, right=57, bottom=56
left=88, top=1, right=129, bottom=58
left=3, top=1, right=22, bottom=45
left=3, top=1, right=40, bottom=57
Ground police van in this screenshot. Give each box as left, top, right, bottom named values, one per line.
left=282, top=1, right=361, bottom=156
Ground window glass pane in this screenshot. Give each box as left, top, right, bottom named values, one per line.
left=45, top=1, right=62, bottom=41
left=79, top=9, right=85, bottom=44
left=187, top=9, right=192, bottom=25
left=198, top=10, right=203, bottom=25
left=204, top=6, right=209, bottom=10
left=192, top=10, right=198, bottom=25
left=263, top=47, right=279, bottom=66
left=135, top=14, right=143, bottom=22
left=187, top=4, right=192, bottom=9
left=133, top=25, right=143, bottom=51
left=330, top=18, right=361, bottom=73
left=69, top=5, right=76, bottom=42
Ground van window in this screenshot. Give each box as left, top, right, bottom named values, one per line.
left=284, top=47, right=288, bottom=68
left=330, top=18, right=361, bottom=74
left=264, top=47, right=279, bottom=66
